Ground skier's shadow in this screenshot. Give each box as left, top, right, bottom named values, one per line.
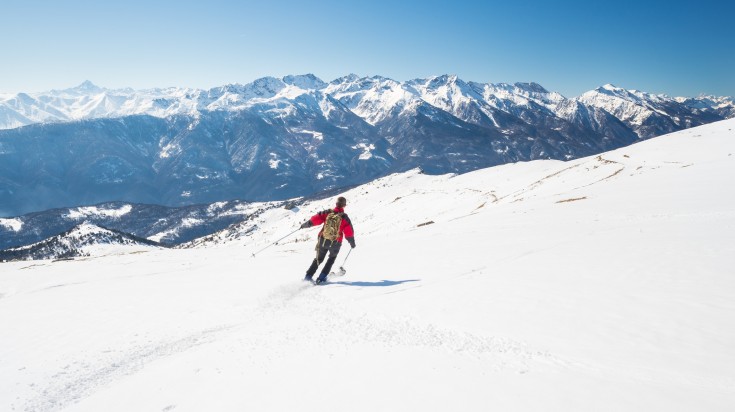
left=328, top=279, right=420, bottom=287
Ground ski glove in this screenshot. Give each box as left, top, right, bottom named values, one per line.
left=300, top=221, right=313, bottom=229
left=346, top=237, right=356, bottom=248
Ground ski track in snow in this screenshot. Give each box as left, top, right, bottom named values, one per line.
left=240, top=281, right=559, bottom=372
left=21, top=280, right=563, bottom=411
left=21, top=325, right=235, bottom=412
left=247, top=282, right=562, bottom=370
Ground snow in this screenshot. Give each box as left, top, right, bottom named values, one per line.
left=71, top=221, right=105, bottom=236
left=272, top=84, right=310, bottom=101
left=0, top=76, right=317, bottom=130
left=353, top=142, right=375, bottom=160
left=291, top=129, right=323, bottom=140
left=324, top=76, right=422, bottom=125
left=66, top=205, right=132, bottom=220
left=268, top=153, right=281, bottom=169
left=206, top=202, right=229, bottom=213
left=217, top=203, right=259, bottom=218
left=282, top=74, right=327, bottom=90
left=0, top=218, right=23, bottom=231
left=1, top=119, right=735, bottom=410
left=181, top=218, right=203, bottom=228
left=159, top=143, right=179, bottom=158
left=576, top=84, right=679, bottom=128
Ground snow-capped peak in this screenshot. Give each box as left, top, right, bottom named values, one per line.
left=513, top=82, right=549, bottom=94
left=402, top=74, right=496, bottom=124
left=324, top=75, right=422, bottom=125
left=74, top=80, right=103, bottom=92
left=600, top=83, right=620, bottom=92
left=424, top=74, right=459, bottom=87
left=574, top=83, right=725, bottom=137
left=576, top=85, right=657, bottom=127
left=241, top=77, right=286, bottom=98
left=53, top=80, right=106, bottom=96
left=282, top=74, right=326, bottom=90
left=335, top=73, right=361, bottom=83
left=590, top=84, right=668, bottom=103
left=407, top=74, right=472, bottom=95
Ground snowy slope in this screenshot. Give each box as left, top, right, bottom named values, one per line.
left=0, top=119, right=734, bottom=411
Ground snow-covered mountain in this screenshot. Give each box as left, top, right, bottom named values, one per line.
left=576, top=84, right=725, bottom=138
left=0, top=200, right=283, bottom=252
left=675, top=94, right=735, bottom=119
left=0, top=75, right=330, bottom=130
left=0, top=222, right=161, bottom=261
left=0, top=75, right=732, bottom=217
left=2, top=75, right=730, bottom=133
left=1, top=118, right=733, bottom=411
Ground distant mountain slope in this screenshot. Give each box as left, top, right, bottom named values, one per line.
left=576, top=84, right=725, bottom=138
left=0, top=200, right=290, bottom=250
left=0, top=109, right=390, bottom=216
left=0, top=223, right=162, bottom=261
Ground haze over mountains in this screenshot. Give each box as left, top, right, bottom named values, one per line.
left=1, top=74, right=733, bottom=217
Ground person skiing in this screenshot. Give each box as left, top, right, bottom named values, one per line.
left=299, top=196, right=356, bottom=284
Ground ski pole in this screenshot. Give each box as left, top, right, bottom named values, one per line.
left=251, top=227, right=300, bottom=258
left=340, top=248, right=353, bottom=267
left=333, top=248, right=353, bottom=276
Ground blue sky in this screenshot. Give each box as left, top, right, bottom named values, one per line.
left=2, top=0, right=733, bottom=97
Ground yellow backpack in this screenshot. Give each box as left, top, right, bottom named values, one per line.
left=322, top=212, right=343, bottom=241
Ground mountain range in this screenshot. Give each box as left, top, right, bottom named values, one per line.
left=1, top=74, right=733, bottom=218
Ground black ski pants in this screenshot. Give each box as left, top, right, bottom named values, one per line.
left=305, top=237, right=342, bottom=279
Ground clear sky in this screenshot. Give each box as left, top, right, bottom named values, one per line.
left=1, top=0, right=733, bottom=97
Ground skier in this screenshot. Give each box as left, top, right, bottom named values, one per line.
left=299, top=196, right=356, bottom=284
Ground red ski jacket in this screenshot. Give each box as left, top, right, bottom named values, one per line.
left=309, top=207, right=355, bottom=243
